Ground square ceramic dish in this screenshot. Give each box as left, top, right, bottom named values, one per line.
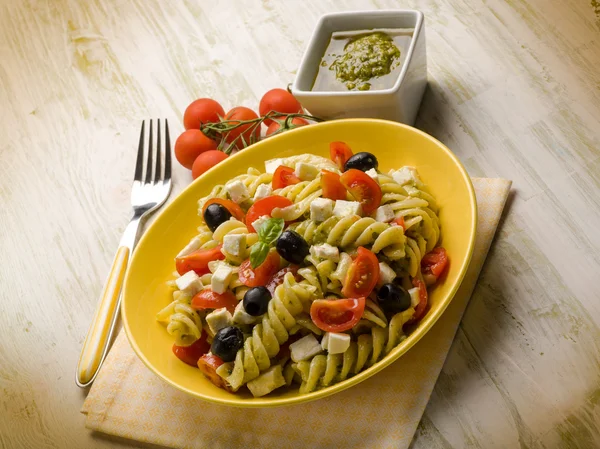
left=291, top=10, right=427, bottom=126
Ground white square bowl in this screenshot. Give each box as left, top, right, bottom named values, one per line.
left=291, top=10, right=427, bottom=126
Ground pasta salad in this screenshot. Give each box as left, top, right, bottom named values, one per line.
left=157, top=142, right=448, bottom=397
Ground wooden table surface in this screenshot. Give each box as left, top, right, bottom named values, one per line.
left=2, top=0, right=599, bottom=448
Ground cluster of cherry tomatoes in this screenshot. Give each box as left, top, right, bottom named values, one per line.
left=174, top=88, right=313, bottom=179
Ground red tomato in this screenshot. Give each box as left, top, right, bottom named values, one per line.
left=421, top=247, right=449, bottom=279
left=265, top=116, right=309, bottom=136
left=272, top=165, right=301, bottom=189
left=329, top=141, right=353, bottom=171
left=191, top=289, right=237, bottom=314
left=320, top=169, right=347, bottom=201
left=197, top=354, right=233, bottom=391
left=245, top=195, right=293, bottom=232
left=259, top=89, right=303, bottom=126
left=223, top=106, right=260, bottom=148
left=276, top=334, right=301, bottom=360
left=393, top=216, right=406, bottom=230
left=342, top=247, right=380, bottom=298
left=175, top=245, right=224, bottom=276
left=410, top=278, right=428, bottom=322
left=172, top=332, right=211, bottom=366
left=238, top=251, right=281, bottom=287
left=183, top=98, right=225, bottom=130
left=202, top=198, right=245, bottom=222
left=340, top=169, right=382, bottom=215
left=310, top=297, right=366, bottom=332
left=174, top=129, right=218, bottom=170
left=192, top=150, right=228, bottom=179
left=266, top=266, right=299, bottom=296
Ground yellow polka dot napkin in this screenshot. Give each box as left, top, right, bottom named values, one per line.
left=82, top=178, right=512, bottom=449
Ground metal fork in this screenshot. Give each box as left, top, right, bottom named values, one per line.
left=76, top=119, right=172, bottom=387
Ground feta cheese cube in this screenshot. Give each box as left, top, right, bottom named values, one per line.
left=392, top=166, right=420, bottom=186
left=310, top=198, right=334, bottom=222
left=365, top=168, right=379, bottom=181
left=246, top=365, right=286, bottom=397
left=265, top=158, right=284, bottom=174
left=253, top=183, right=272, bottom=200
left=333, top=200, right=362, bottom=218
left=223, top=234, right=246, bottom=257
left=175, top=270, right=203, bottom=295
left=233, top=300, right=261, bottom=324
left=374, top=204, right=395, bottom=223
left=226, top=180, right=249, bottom=204
left=294, top=162, right=319, bottom=181
left=321, top=332, right=351, bottom=354
left=176, top=236, right=202, bottom=258
left=211, top=263, right=233, bottom=294
left=409, top=287, right=421, bottom=308
left=251, top=215, right=270, bottom=233
left=310, top=243, right=340, bottom=262
left=378, top=262, right=397, bottom=286
left=205, top=308, right=233, bottom=335
left=290, top=334, right=323, bottom=362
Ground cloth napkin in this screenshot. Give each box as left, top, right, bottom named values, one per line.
left=82, top=177, right=512, bottom=449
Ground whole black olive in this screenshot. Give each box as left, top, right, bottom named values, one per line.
left=211, top=326, right=244, bottom=362
left=344, top=152, right=379, bottom=172
left=276, top=230, right=310, bottom=264
left=243, top=286, right=272, bottom=316
left=377, top=283, right=411, bottom=315
left=203, top=203, right=232, bottom=232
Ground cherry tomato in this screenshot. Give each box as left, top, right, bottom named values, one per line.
left=259, top=89, right=303, bottom=126
left=320, top=169, right=347, bottom=201
left=191, top=289, right=237, bottom=314
left=272, top=166, right=301, bottom=189
left=421, top=247, right=449, bottom=279
left=342, top=247, right=380, bottom=298
left=410, top=278, right=428, bottom=323
left=330, top=141, right=353, bottom=171
left=172, top=332, right=211, bottom=366
left=310, top=297, right=366, bottom=332
left=238, top=251, right=281, bottom=287
left=245, top=195, right=293, bottom=232
left=393, top=216, right=406, bottom=230
left=174, top=129, right=218, bottom=170
left=265, top=266, right=299, bottom=296
left=265, top=116, right=309, bottom=136
left=197, top=354, right=233, bottom=391
left=340, top=169, right=382, bottom=215
left=223, top=106, right=260, bottom=149
left=175, top=245, right=225, bottom=276
left=183, top=98, right=225, bottom=130
left=202, top=198, right=245, bottom=222
left=192, top=150, right=228, bottom=179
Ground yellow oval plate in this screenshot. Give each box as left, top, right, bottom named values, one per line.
left=122, top=119, right=477, bottom=408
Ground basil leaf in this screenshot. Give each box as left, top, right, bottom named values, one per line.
left=256, top=217, right=284, bottom=245
left=250, top=242, right=270, bottom=269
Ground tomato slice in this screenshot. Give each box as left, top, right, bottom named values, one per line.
left=191, top=289, right=237, bottom=314
left=172, top=332, right=211, bottom=366
left=330, top=141, right=353, bottom=171
left=245, top=195, right=293, bottom=232
left=392, top=216, right=406, bottom=230
left=202, top=198, right=245, bottom=222
left=238, top=250, right=281, bottom=287
left=198, top=353, right=233, bottom=391
left=340, top=169, right=382, bottom=215
left=342, top=247, right=380, bottom=298
left=421, top=247, right=449, bottom=279
left=320, top=169, right=347, bottom=201
left=410, top=278, right=428, bottom=322
left=272, top=165, right=301, bottom=189
left=265, top=265, right=299, bottom=296
left=310, top=297, right=366, bottom=332
left=175, top=245, right=225, bottom=276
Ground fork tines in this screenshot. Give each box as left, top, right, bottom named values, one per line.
left=135, top=119, right=172, bottom=185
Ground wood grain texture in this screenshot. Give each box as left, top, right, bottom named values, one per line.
left=0, top=0, right=598, bottom=448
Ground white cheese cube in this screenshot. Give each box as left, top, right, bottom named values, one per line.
left=176, top=236, right=202, bottom=258
left=310, top=243, right=340, bottom=262
left=290, top=334, right=323, bottom=362
left=392, top=166, right=420, bottom=186
left=175, top=270, right=203, bottom=295
left=409, top=287, right=421, bottom=308
left=253, top=183, right=272, bottom=200
left=374, top=204, right=395, bottom=223
left=321, top=332, right=351, bottom=354
left=226, top=180, right=249, bottom=204
left=205, top=308, right=233, bottom=335
left=265, top=158, right=284, bottom=174
left=377, top=262, right=397, bottom=286
left=310, top=198, right=334, bottom=222
left=211, top=263, right=233, bottom=294
left=223, top=234, right=246, bottom=257
left=365, top=168, right=379, bottom=181
left=294, top=162, right=319, bottom=181
left=333, top=200, right=362, bottom=218
left=233, top=301, right=261, bottom=324
left=251, top=215, right=270, bottom=233
left=246, top=365, right=286, bottom=397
